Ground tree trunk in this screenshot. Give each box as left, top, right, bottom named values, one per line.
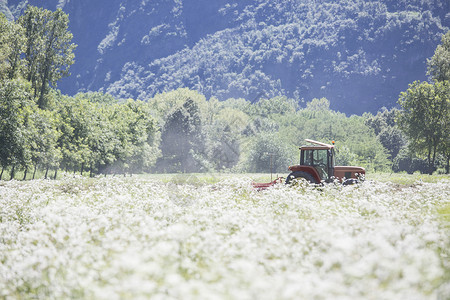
left=430, top=143, right=438, bottom=175
left=23, top=167, right=28, bottom=181
left=446, top=155, right=450, bottom=174
left=53, top=168, right=58, bottom=180
left=33, top=164, right=38, bottom=179
left=427, top=145, right=433, bottom=175
left=10, top=165, right=15, bottom=180
left=81, top=163, right=84, bottom=176
left=0, top=166, right=4, bottom=180
left=37, top=22, right=56, bottom=109
left=45, top=166, right=49, bottom=179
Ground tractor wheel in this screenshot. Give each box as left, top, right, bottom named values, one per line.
left=285, top=171, right=318, bottom=185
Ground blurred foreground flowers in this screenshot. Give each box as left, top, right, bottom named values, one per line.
left=0, top=176, right=449, bottom=299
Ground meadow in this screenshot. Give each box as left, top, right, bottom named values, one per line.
left=0, top=173, right=449, bottom=299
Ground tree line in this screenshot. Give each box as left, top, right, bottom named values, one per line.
left=0, top=7, right=449, bottom=179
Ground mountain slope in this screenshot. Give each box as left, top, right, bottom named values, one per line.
left=6, top=0, right=449, bottom=114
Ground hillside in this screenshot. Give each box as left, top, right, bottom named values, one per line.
left=5, top=0, right=449, bottom=114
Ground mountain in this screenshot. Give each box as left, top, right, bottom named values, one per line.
left=5, top=0, right=449, bottom=114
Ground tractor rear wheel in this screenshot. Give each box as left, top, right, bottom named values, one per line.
left=285, top=171, right=318, bottom=185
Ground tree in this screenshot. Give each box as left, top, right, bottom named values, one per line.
left=157, top=98, right=204, bottom=173
left=109, top=99, right=160, bottom=174
left=29, top=108, right=61, bottom=179
left=0, top=79, right=34, bottom=179
left=427, top=30, right=450, bottom=82
left=436, top=81, right=450, bottom=173
left=377, top=126, right=405, bottom=161
left=393, top=148, right=428, bottom=174
left=397, top=81, right=448, bottom=174
left=365, top=108, right=406, bottom=161
left=203, top=107, right=248, bottom=171
left=427, top=30, right=450, bottom=174
left=56, top=95, right=93, bottom=175
left=0, top=13, right=25, bottom=80
left=306, top=97, right=331, bottom=112
left=18, top=6, right=76, bottom=109
left=244, top=133, right=294, bottom=173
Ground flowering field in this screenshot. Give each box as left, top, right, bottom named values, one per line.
left=1, top=175, right=449, bottom=299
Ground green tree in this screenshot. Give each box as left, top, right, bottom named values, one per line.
left=365, top=108, right=406, bottom=161
left=206, top=107, right=250, bottom=171
left=18, top=6, right=76, bottom=109
left=56, top=95, right=93, bottom=175
left=0, top=13, right=25, bottom=80
left=157, top=98, right=204, bottom=173
left=427, top=30, right=450, bottom=82
left=29, top=108, right=61, bottom=179
left=244, top=133, right=294, bottom=173
left=377, top=126, right=405, bottom=161
left=109, top=99, right=160, bottom=174
left=427, top=30, right=450, bottom=174
left=67, top=95, right=118, bottom=176
left=0, top=79, right=34, bottom=179
left=306, top=97, right=330, bottom=112
left=436, top=81, right=450, bottom=173
left=398, top=81, right=448, bottom=174
left=56, top=93, right=160, bottom=176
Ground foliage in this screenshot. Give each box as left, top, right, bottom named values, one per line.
left=29, top=105, right=62, bottom=178
left=148, top=94, right=391, bottom=174
left=243, top=133, right=294, bottom=173
left=398, top=80, right=449, bottom=174
left=202, top=107, right=244, bottom=171
left=18, top=6, right=76, bottom=109
left=0, top=13, right=25, bottom=80
left=156, top=98, right=204, bottom=173
left=1, top=8, right=161, bottom=178
left=0, top=79, right=34, bottom=179
left=428, top=30, right=450, bottom=174
left=393, top=148, right=428, bottom=174
left=428, top=30, right=450, bottom=82
left=365, top=108, right=406, bottom=161
left=56, top=93, right=160, bottom=176
left=0, top=79, right=393, bottom=178
left=396, top=29, right=450, bottom=174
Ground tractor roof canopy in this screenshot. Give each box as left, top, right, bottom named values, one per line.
left=300, top=139, right=335, bottom=150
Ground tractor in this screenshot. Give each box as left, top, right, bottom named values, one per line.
left=252, top=139, right=365, bottom=189
left=285, top=139, right=365, bottom=185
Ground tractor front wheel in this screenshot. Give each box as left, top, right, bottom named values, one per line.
left=285, top=171, right=318, bottom=185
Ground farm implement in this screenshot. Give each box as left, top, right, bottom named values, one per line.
left=252, top=139, right=365, bottom=190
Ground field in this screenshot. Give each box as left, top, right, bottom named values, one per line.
left=1, top=174, right=449, bottom=299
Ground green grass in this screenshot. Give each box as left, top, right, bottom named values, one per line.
left=437, top=204, right=450, bottom=224
left=366, top=172, right=450, bottom=185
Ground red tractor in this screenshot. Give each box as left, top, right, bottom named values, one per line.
left=253, top=139, right=365, bottom=189
left=285, top=139, right=365, bottom=184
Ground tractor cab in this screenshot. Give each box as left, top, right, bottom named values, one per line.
left=300, top=145, right=335, bottom=181
left=286, top=139, right=365, bottom=184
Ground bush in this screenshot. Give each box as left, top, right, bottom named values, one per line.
left=242, top=133, right=294, bottom=173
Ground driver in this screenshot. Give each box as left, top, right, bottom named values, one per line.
left=313, top=156, right=327, bottom=180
